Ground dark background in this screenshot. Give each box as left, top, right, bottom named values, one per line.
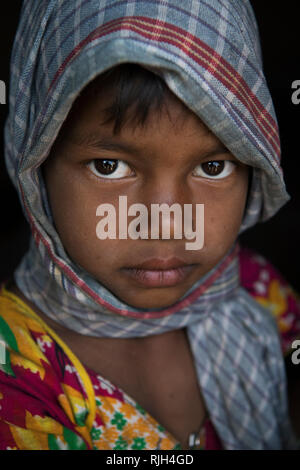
left=0, top=1, right=300, bottom=290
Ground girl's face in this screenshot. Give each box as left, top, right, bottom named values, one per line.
left=43, top=87, right=249, bottom=310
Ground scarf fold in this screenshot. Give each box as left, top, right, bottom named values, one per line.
left=4, top=0, right=298, bottom=449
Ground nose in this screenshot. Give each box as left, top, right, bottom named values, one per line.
left=138, top=177, right=195, bottom=241
left=150, top=201, right=183, bottom=240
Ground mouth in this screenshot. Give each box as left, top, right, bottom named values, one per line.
left=121, top=256, right=197, bottom=288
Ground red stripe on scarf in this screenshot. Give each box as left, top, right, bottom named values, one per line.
left=49, top=16, right=280, bottom=159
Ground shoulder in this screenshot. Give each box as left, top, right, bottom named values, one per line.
left=0, top=283, right=89, bottom=449
left=0, top=282, right=49, bottom=377
left=239, top=246, right=300, bottom=358
left=0, top=283, right=178, bottom=450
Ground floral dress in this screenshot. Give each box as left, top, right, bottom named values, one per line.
left=0, top=247, right=299, bottom=450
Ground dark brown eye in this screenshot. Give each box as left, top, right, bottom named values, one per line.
left=87, top=159, right=133, bottom=179
left=202, top=161, right=224, bottom=176
left=94, top=159, right=118, bottom=175
left=192, top=160, right=236, bottom=179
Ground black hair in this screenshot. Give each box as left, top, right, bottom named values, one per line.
left=101, top=64, right=170, bottom=133
left=73, top=63, right=172, bottom=135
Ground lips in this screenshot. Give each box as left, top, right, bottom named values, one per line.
left=121, top=256, right=196, bottom=288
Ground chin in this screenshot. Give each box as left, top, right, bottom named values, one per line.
left=119, top=290, right=185, bottom=311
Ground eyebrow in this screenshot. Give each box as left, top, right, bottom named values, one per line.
left=75, top=133, right=231, bottom=160
left=75, top=134, right=142, bottom=157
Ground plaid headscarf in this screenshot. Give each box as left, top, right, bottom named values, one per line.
left=4, top=0, right=298, bottom=449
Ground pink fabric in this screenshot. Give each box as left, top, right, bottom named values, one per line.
left=239, top=247, right=300, bottom=355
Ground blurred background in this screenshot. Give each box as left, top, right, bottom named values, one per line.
left=0, top=1, right=300, bottom=291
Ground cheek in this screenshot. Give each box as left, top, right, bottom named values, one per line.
left=44, top=162, right=93, bottom=253
left=44, top=162, right=125, bottom=272
left=202, top=176, right=248, bottom=254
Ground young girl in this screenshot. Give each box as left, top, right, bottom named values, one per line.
left=0, top=0, right=300, bottom=450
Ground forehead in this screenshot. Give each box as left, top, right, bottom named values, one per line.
left=59, top=76, right=219, bottom=148
left=50, top=99, right=233, bottom=178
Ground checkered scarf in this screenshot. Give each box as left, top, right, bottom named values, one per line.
left=4, top=0, right=298, bottom=449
